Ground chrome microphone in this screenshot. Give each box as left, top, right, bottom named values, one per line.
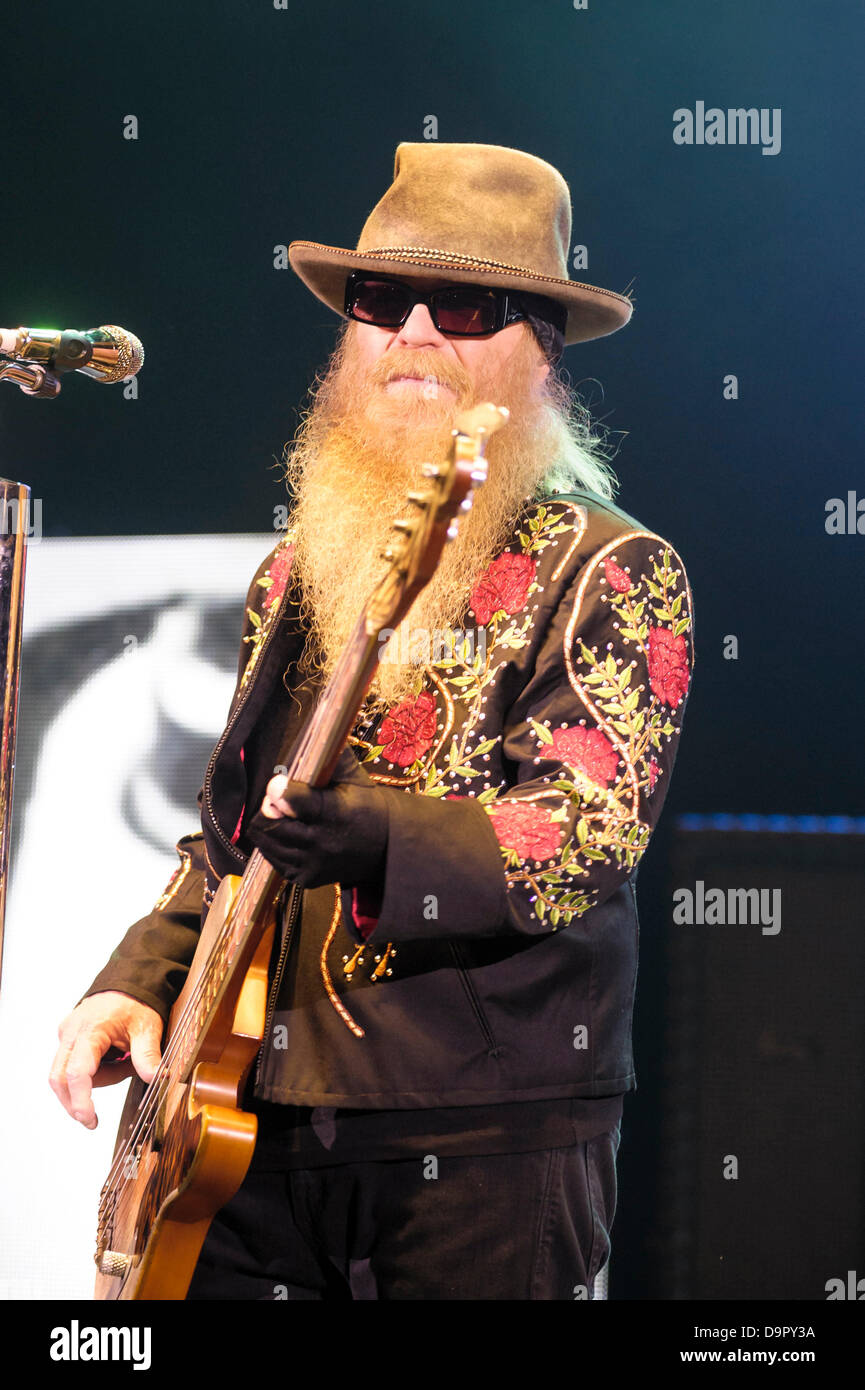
left=0, top=324, right=144, bottom=383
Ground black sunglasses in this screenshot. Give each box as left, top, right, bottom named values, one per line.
left=344, top=271, right=529, bottom=337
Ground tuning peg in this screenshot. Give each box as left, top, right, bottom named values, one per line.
left=446, top=521, right=459, bottom=540
left=421, top=462, right=448, bottom=478
left=380, top=546, right=397, bottom=561
left=406, top=489, right=431, bottom=507
left=391, top=519, right=415, bottom=534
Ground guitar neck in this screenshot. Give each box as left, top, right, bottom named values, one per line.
left=174, top=611, right=384, bottom=1082
left=283, top=609, right=382, bottom=787
left=174, top=403, right=507, bottom=1077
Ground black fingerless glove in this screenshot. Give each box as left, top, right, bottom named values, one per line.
left=246, top=745, right=389, bottom=891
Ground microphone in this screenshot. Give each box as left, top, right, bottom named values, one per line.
left=0, top=324, right=144, bottom=383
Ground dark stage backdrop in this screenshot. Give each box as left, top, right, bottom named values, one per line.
left=1, top=0, right=862, bottom=1302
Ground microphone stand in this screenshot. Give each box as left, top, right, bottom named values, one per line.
left=0, top=478, right=29, bottom=994
left=0, top=358, right=62, bottom=398
left=0, top=324, right=143, bottom=984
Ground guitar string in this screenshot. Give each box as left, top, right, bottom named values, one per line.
left=100, top=689, right=341, bottom=1216
left=101, top=890, right=248, bottom=1210
left=101, top=675, right=358, bottom=1225
left=98, top=460, right=476, bottom=1230
left=101, top=884, right=263, bottom=1228
left=101, top=698, right=324, bottom=1213
left=102, top=632, right=386, bottom=1221
left=100, top=854, right=277, bottom=1211
left=101, top=852, right=275, bottom=1194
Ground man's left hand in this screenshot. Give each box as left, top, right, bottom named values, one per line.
left=246, top=745, right=389, bottom=891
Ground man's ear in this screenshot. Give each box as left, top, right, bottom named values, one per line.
left=527, top=326, right=552, bottom=386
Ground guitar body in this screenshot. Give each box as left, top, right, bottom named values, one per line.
left=94, top=873, right=277, bottom=1300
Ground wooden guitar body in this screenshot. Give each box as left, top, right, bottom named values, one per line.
left=94, top=873, right=277, bottom=1300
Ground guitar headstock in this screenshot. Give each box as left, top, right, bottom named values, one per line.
left=365, top=402, right=509, bottom=636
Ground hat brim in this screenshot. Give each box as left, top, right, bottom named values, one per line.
left=288, top=241, right=633, bottom=346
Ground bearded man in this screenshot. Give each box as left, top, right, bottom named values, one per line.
left=50, top=142, right=694, bottom=1301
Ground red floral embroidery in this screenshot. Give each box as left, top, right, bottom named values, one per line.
left=604, top=557, right=632, bottom=593
left=264, top=543, right=295, bottom=610
left=379, top=691, right=438, bottom=768
left=487, top=801, right=563, bottom=862
left=647, top=626, right=690, bottom=708
left=552, top=725, right=619, bottom=786
left=470, top=552, right=535, bottom=626
left=648, top=757, right=659, bottom=791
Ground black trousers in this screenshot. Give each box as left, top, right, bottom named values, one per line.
left=186, top=1124, right=620, bottom=1301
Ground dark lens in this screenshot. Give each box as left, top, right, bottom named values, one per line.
left=432, top=288, right=500, bottom=335
left=349, top=279, right=413, bottom=326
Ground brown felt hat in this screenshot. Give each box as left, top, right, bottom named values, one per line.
left=288, top=142, right=633, bottom=347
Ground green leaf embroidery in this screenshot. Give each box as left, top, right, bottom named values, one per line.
left=473, top=738, right=498, bottom=757
left=529, top=718, right=554, bottom=745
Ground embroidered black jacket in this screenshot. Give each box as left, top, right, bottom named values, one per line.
left=85, top=489, right=695, bottom=1109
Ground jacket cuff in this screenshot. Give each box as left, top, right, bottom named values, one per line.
left=341, top=790, right=508, bottom=944
left=79, top=835, right=207, bottom=1022
left=79, top=981, right=176, bottom=1025
left=81, top=914, right=199, bottom=1024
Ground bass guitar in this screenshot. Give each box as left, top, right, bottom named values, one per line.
left=93, top=402, right=507, bottom=1299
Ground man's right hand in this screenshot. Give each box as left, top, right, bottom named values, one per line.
left=49, top=992, right=164, bottom=1130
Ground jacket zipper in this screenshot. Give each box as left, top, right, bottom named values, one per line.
left=449, top=941, right=499, bottom=1055
left=203, top=574, right=293, bottom=865
left=254, top=882, right=303, bottom=1085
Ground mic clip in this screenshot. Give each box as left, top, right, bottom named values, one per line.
left=1, top=327, right=94, bottom=373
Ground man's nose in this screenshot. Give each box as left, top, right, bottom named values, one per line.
left=394, top=302, right=447, bottom=348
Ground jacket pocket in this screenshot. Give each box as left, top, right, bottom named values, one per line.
left=449, top=942, right=500, bottom=1055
